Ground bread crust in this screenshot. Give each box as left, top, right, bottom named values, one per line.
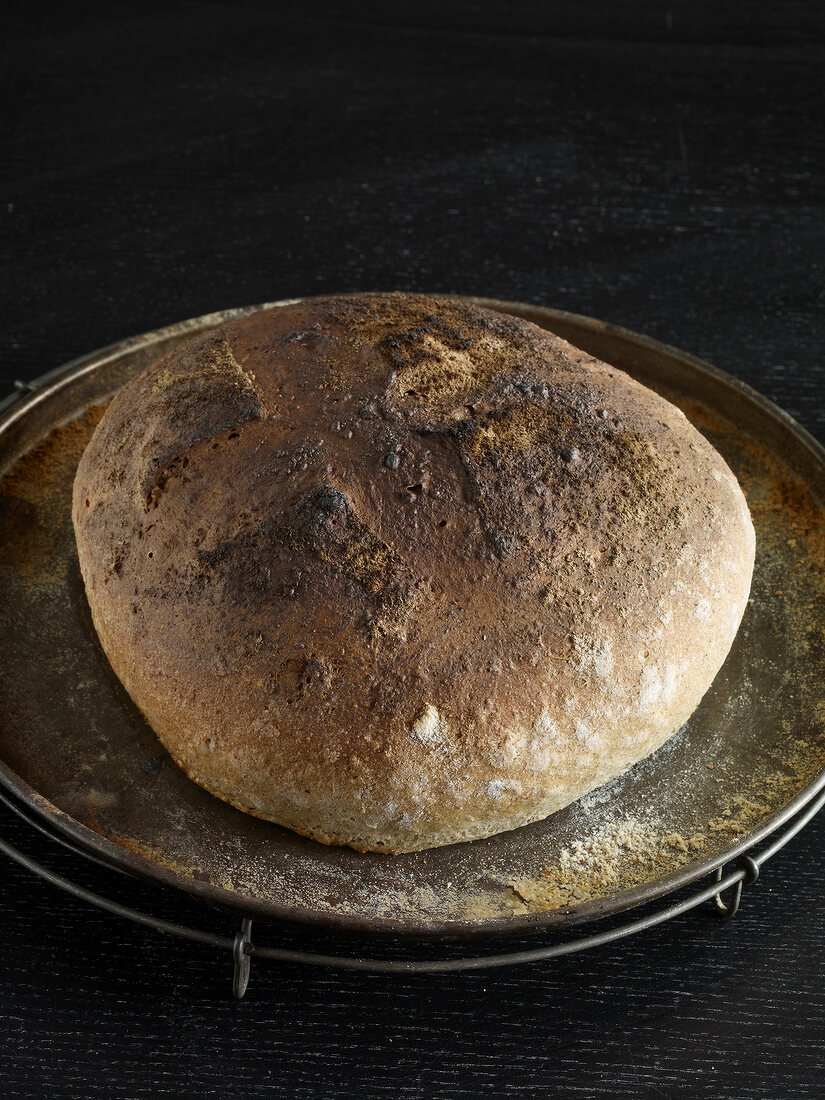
left=72, top=294, right=755, bottom=853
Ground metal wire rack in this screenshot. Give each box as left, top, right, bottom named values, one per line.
left=2, top=332, right=825, bottom=998
left=2, top=783, right=823, bottom=998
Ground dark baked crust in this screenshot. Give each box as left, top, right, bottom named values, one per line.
left=72, top=294, right=755, bottom=852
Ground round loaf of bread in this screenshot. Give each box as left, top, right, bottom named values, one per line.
left=72, top=294, right=755, bottom=853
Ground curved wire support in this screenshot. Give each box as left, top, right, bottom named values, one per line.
left=1, top=784, right=824, bottom=998
left=0, top=790, right=128, bottom=876
left=0, top=380, right=35, bottom=419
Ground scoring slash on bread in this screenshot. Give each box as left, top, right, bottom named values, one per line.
left=72, top=294, right=755, bottom=853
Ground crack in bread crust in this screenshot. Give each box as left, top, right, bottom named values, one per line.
left=128, top=331, right=268, bottom=508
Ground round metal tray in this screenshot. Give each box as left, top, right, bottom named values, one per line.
left=1, top=298, right=824, bottom=945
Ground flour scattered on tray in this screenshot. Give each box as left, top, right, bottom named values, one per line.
left=503, top=815, right=706, bottom=911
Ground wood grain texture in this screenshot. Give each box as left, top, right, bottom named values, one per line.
left=1, top=1, right=824, bottom=1097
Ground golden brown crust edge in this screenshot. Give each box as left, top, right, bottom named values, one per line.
left=72, top=294, right=755, bottom=853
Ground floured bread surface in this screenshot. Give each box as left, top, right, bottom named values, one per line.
left=72, top=294, right=755, bottom=853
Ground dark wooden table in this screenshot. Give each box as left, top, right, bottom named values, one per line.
left=2, top=3, right=824, bottom=1096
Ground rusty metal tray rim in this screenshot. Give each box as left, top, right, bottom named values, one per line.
left=1, top=297, right=824, bottom=941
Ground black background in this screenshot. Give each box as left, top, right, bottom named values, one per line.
left=2, top=2, right=824, bottom=1097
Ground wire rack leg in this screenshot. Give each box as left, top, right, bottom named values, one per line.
left=233, top=918, right=253, bottom=999
left=713, top=855, right=760, bottom=918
